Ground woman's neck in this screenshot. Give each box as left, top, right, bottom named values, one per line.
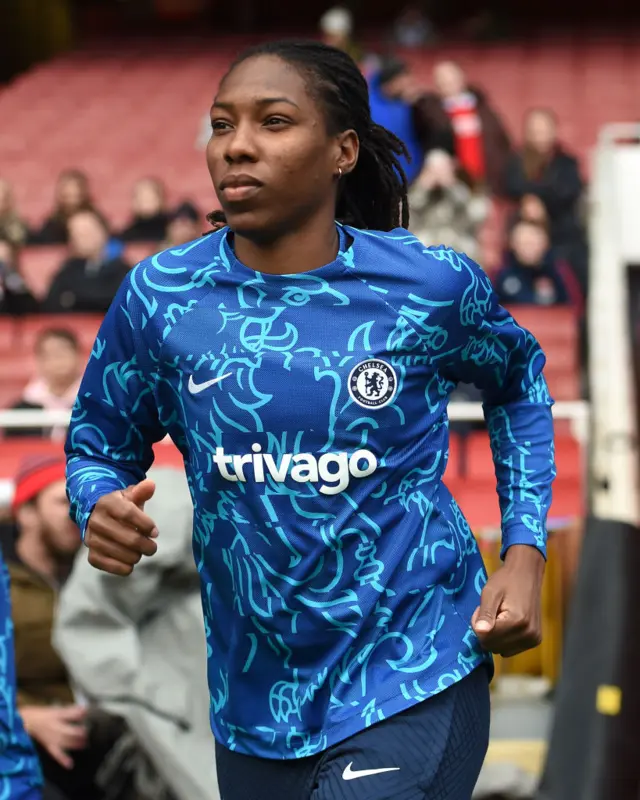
left=233, top=216, right=339, bottom=275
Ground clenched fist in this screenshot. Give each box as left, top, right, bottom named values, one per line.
left=85, top=479, right=158, bottom=576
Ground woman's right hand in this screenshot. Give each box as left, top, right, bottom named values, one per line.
left=21, top=705, right=88, bottom=769
left=85, top=479, right=159, bottom=576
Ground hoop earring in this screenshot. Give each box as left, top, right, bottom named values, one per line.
left=337, top=167, right=343, bottom=179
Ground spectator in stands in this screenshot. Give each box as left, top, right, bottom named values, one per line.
left=494, top=219, right=581, bottom=309
left=119, top=177, right=169, bottom=243
left=414, top=60, right=512, bottom=195
left=6, top=329, right=82, bottom=441
left=408, top=149, right=489, bottom=259
left=8, top=454, right=125, bottom=800
left=54, top=467, right=218, bottom=800
left=0, top=237, right=38, bottom=315
left=0, top=178, right=28, bottom=246
left=162, top=201, right=201, bottom=248
left=392, top=5, right=435, bottom=47
left=368, top=58, right=425, bottom=184
left=32, top=170, right=101, bottom=245
left=504, top=108, right=588, bottom=290
left=513, top=192, right=549, bottom=227
left=43, top=210, right=130, bottom=313
left=318, top=7, right=362, bottom=63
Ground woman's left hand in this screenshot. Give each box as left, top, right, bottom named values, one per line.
left=471, top=545, right=546, bottom=657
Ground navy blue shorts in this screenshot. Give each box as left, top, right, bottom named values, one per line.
left=215, top=665, right=490, bottom=800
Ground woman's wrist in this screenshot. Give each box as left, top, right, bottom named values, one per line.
left=503, top=544, right=546, bottom=575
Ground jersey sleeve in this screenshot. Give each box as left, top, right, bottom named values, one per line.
left=418, top=248, right=555, bottom=559
left=65, top=264, right=166, bottom=538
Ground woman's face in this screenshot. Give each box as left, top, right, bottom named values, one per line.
left=207, top=55, right=357, bottom=242
left=56, top=175, right=88, bottom=213
left=433, top=61, right=465, bottom=99
left=511, top=222, right=549, bottom=266
left=68, top=212, right=107, bottom=259
left=133, top=179, right=164, bottom=217
left=36, top=335, right=81, bottom=390
left=524, top=111, right=557, bottom=154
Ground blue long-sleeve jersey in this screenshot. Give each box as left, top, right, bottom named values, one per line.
left=66, top=225, right=555, bottom=759
left=0, top=558, right=42, bottom=798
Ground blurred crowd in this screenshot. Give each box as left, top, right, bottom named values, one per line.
left=0, top=9, right=591, bottom=800
left=0, top=172, right=202, bottom=316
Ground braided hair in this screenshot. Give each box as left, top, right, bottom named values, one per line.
left=207, top=40, right=409, bottom=232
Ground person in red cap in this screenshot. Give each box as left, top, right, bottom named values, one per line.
left=8, top=454, right=109, bottom=800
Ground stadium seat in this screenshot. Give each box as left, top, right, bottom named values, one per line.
left=0, top=437, right=184, bottom=482
left=505, top=305, right=581, bottom=400
left=124, top=242, right=160, bottom=265
left=0, top=439, right=62, bottom=479
left=446, top=432, right=461, bottom=480
left=20, top=246, right=66, bottom=299
left=0, top=380, right=29, bottom=411
left=2, top=34, right=635, bottom=228
left=17, top=314, right=103, bottom=357
left=0, top=318, right=16, bottom=353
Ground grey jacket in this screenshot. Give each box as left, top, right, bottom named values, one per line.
left=53, top=468, right=218, bottom=800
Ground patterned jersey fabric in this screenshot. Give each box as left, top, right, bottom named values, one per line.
left=0, top=559, right=43, bottom=798
left=66, top=225, right=555, bottom=759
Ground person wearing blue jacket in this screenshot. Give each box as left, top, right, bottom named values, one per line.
left=368, top=58, right=425, bottom=184
left=65, top=41, right=554, bottom=800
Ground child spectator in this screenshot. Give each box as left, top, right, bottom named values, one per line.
left=504, top=108, right=587, bottom=290
left=6, top=328, right=82, bottom=440
left=0, top=178, right=28, bottom=246
left=414, top=60, right=512, bottom=195
left=162, top=201, right=201, bottom=248
left=0, top=237, right=38, bottom=315
left=43, top=210, right=130, bottom=313
left=119, top=177, right=169, bottom=243
left=494, top=219, right=581, bottom=309
left=408, top=149, right=489, bottom=259
left=32, top=169, right=102, bottom=245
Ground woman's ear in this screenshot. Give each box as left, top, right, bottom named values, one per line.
left=335, top=129, right=359, bottom=177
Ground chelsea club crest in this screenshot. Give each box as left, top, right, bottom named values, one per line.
left=348, top=359, right=397, bottom=409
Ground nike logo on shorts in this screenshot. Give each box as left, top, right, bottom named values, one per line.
left=342, top=762, right=400, bottom=780
left=188, top=372, right=232, bottom=394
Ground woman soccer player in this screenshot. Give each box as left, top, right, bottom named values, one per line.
left=66, top=41, right=554, bottom=800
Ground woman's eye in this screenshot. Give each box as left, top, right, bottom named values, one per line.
left=211, top=120, right=231, bottom=133
left=264, top=117, right=288, bottom=127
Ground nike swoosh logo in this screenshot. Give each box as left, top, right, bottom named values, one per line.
left=188, top=372, right=232, bottom=395
left=342, top=762, right=400, bottom=781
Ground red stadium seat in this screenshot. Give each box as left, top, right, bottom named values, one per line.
left=0, top=318, right=17, bottom=353
left=505, top=305, right=581, bottom=401
left=0, top=380, right=28, bottom=410
left=466, top=431, right=582, bottom=484
left=17, top=314, right=103, bottom=358
left=0, top=439, right=64, bottom=481
left=20, top=246, right=66, bottom=299
left=0, top=437, right=185, bottom=482
left=0, top=353, right=36, bottom=386
left=124, top=242, right=160, bottom=266
left=446, top=433, right=461, bottom=481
